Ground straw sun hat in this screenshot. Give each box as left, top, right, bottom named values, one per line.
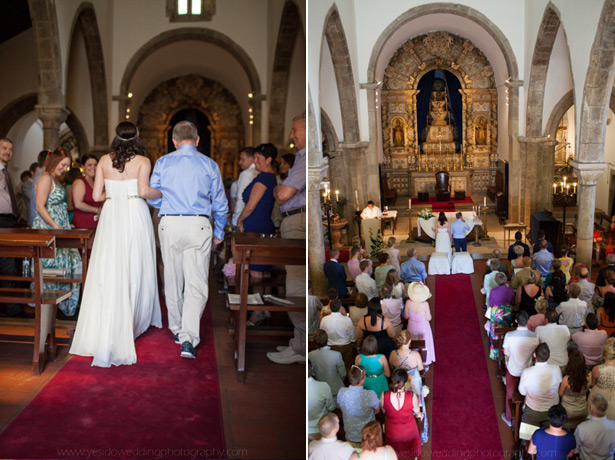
left=407, top=282, right=432, bottom=302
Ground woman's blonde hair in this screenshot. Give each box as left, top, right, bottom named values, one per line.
left=395, top=329, right=412, bottom=349
left=603, top=337, right=615, bottom=361
left=535, top=296, right=548, bottom=314
left=387, top=237, right=396, bottom=248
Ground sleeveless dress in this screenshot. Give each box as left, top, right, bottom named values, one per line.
left=361, top=316, right=395, bottom=359
left=434, top=225, right=452, bottom=263
left=559, top=257, right=573, bottom=283
left=70, top=179, right=162, bottom=367
left=358, top=354, right=388, bottom=398
left=71, top=176, right=100, bottom=228
left=598, top=309, right=615, bottom=337
left=519, top=286, right=542, bottom=317
left=406, top=300, right=435, bottom=365
left=590, top=364, right=615, bottom=421
left=561, top=385, right=588, bottom=430
left=382, top=391, right=421, bottom=457
left=395, top=350, right=429, bottom=443
left=31, top=181, right=81, bottom=316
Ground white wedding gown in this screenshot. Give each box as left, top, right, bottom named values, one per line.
left=435, top=225, right=452, bottom=263
left=70, top=179, right=162, bottom=367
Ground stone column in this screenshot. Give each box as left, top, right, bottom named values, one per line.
left=339, top=142, right=369, bottom=241
left=35, top=104, right=68, bottom=151
left=308, top=165, right=328, bottom=297
left=570, top=160, right=607, bottom=270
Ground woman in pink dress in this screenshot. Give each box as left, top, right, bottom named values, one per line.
left=379, top=368, right=422, bottom=458
left=404, top=282, right=435, bottom=365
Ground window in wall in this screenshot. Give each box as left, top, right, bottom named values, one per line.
left=166, top=0, right=215, bottom=22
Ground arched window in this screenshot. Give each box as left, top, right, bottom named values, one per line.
left=166, top=0, right=215, bottom=22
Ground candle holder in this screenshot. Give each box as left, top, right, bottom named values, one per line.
left=355, top=210, right=362, bottom=243
left=552, top=180, right=577, bottom=245
left=406, top=207, right=415, bottom=243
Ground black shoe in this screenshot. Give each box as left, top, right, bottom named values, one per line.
left=180, top=341, right=196, bottom=359
left=173, top=333, right=180, bottom=344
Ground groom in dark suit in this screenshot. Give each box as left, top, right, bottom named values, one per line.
left=323, top=249, right=348, bottom=298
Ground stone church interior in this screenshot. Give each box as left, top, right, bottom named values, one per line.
left=308, top=1, right=615, bottom=459
left=0, top=1, right=305, bottom=459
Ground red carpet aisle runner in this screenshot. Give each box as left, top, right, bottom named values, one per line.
left=431, top=275, right=502, bottom=459
left=0, top=303, right=225, bottom=460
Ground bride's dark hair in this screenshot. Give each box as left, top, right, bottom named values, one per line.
left=110, top=121, right=145, bottom=172
left=438, top=211, right=447, bottom=226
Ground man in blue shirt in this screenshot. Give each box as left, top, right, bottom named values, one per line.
left=450, top=212, right=470, bottom=252
left=533, top=239, right=554, bottom=283
left=400, top=248, right=427, bottom=283
left=149, top=120, right=228, bottom=359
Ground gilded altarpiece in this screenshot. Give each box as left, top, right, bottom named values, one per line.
left=381, top=32, right=498, bottom=197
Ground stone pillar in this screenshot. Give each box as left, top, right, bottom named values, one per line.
left=308, top=165, right=328, bottom=297
left=570, top=160, right=607, bottom=270
left=339, top=142, right=369, bottom=241
left=35, top=104, right=68, bottom=151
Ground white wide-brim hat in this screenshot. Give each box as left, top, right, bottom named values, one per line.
left=407, top=282, right=432, bottom=302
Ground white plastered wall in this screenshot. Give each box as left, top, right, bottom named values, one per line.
left=319, top=37, right=343, bottom=142
left=66, top=24, right=94, bottom=147
left=597, top=108, right=615, bottom=213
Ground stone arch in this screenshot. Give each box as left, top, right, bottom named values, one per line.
left=63, top=110, right=89, bottom=159
left=137, top=74, right=244, bottom=179
left=526, top=3, right=563, bottom=137
left=0, top=93, right=37, bottom=138
left=323, top=5, right=360, bottom=143
left=70, top=2, right=109, bottom=149
left=320, top=109, right=339, bottom=155
left=268, top=0, right=302, bottom=146
left=545, top=89, right=574, bottom=139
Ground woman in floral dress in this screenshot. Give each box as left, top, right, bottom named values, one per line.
left=33, top=147, right=81, bottom=316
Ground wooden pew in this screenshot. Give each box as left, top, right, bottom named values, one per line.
left=229, top=232, right=305, bottom=383
left=0, top=232, right=71, bottom=374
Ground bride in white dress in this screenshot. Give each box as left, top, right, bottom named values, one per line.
left=70, top=122, right=163, bottom=367
left=434, top=212, right=452, bottom=263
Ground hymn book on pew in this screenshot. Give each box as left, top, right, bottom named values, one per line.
left=227, top=293, right=264, bottom=305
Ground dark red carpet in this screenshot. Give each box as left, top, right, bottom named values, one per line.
left=413, top=197, right=474, bottom=212
left=431, top=274, right=502, bottom=459
left=0, top=303, right=225, bottom=460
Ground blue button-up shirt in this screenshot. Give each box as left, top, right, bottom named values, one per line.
left=532, top=249, right=554, bottom=277
left=148, top=144, right=228, bottom=240
left=400, top=257, right=427, bottom=282
left=280, top=147, right=305, bottom=212
left=451, top=219, right=470, bottom=239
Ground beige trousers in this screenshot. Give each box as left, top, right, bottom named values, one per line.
left=159, top=216, right=212, bottom=348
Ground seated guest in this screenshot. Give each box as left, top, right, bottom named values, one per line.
left=574, top=394, right=615, bottom=460
left=559, top=350, right=590, bottom=431
left=511, top=244, right=525, bottom=270
left=533, top=229, right=554, bottom=254
left=374, top=252, right=395, bottom=292
left=484, top=249, right=510, bottom=279
left=356, top=297, right=395, bottom=359
left=320, top=299, right=355, bottom=371
left=546, top=272, right=568, bottom=309
left=517, top=271, right=543, bottom=317
left=537, top=309, right=571, bottom=369
left=309, top=330, right=346, bottom=405
left=308, top=360, right=336, bottom=440
left=308, top=280, right=324, bottom=337
left=379, top=369, right=422, bottom=458
left=502, top=311, right=539, bottom=426
left=349, top=292, right=369, bottom=328
left=349, top=421, right=398, bottom=460
left=597, top=293, right=615, bottom=338
left=347, top=246, right=363, bottom=282
left=356, top=259, right=378, bottom=300
left=488, top=272, right=515, bottom=361
left=381, top=284, right=403, bottom=336
left=337, top=365, right=380, bottom=445
left=572, top=313, right=608, bottom=367
left=405, top=282, right=435, bottom=366
left=384, top=237, right=401, bottom=272
left=527, top=297, right=549, bottom=333
left=383, top=269, right=405, bottom=300
left=569, top=262, right=585, bottom=284
left=320, top=288, right=340, bottom=320
left=596, top=253, right=615, bottom=287
left=556, top=283, right=587, bottom=333
left=590, top=338, right=615, bottom=421
left=559, top=246, right=574, bottom=283
left=308, top=413, right=355, bottom=460
left=400, top=248, right=427, bottom=283
left=323, top=249, right=348, bottom=299
left=596, top=269, right=615, bottom=299
left=577, top=267, right=596, bottom=306
left=360, top=200, right=382, bottom=220
left=355, top=335, right=390, bottom=398
left=511, top=256, right=541, bottom=289
left=533, top=239, right=555, bottom=284
left=508, top=230, right=531, bottom=261
left=544, top=259, right=564, bottom=287
left=483, top=258, right=503, bottom=306
left=528, top=405, right=576, bottom=459
left=519, top=343, right=562, bottom=428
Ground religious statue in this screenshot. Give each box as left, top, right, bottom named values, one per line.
left=393, top=119, right=404, bottom=147
left=475, top=117, right=487, bottom=145
left=422, top=78, right=456, bottom=160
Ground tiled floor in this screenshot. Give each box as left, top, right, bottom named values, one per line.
left=0, top=269, right=305, bottom=460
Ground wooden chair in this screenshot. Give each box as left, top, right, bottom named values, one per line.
left=382, top=175, right=398, bottom=206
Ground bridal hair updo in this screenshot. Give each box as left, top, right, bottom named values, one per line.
left=110, top=121, right=145, bottom=172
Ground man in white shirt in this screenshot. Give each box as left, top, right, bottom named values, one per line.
left=518, top=343, right=562, bottom=427
left=355, top=259, right=378, bottom=300
left=556, top=283, right=587, bottom=333
left=308, top=361, right=336, bottom=439
left=360, top=200, right=382, bottom=219
left=308, top=412, right=355, bottom=460
left=575, top=394, right=615, bottom=460
left=572, top=313, right=608, bottom=366
left=577, top=267, right=596, bottom=308
left=501, top=311, right=539, bottom=426
left=231, top=147, right=258, bottom=227
left=320, top=299, right=356, bottom=370
left=536, top=309, right=570, bottom=368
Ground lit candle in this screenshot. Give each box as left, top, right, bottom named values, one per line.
left=355, top=189, right=359, bottom=206
left=484, top=197, right=487, bottom=207
left=335, top=190, right=339, bottom=201
left=553, top=183, right=557, bottom=193
left=566, top=184, right=570, bottom=195
left=409, top=199, right=412, bottom=210
left=573, top=183, right=577, bottom=194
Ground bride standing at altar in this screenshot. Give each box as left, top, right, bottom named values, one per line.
left=434, top=212, right=452, bottom=261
